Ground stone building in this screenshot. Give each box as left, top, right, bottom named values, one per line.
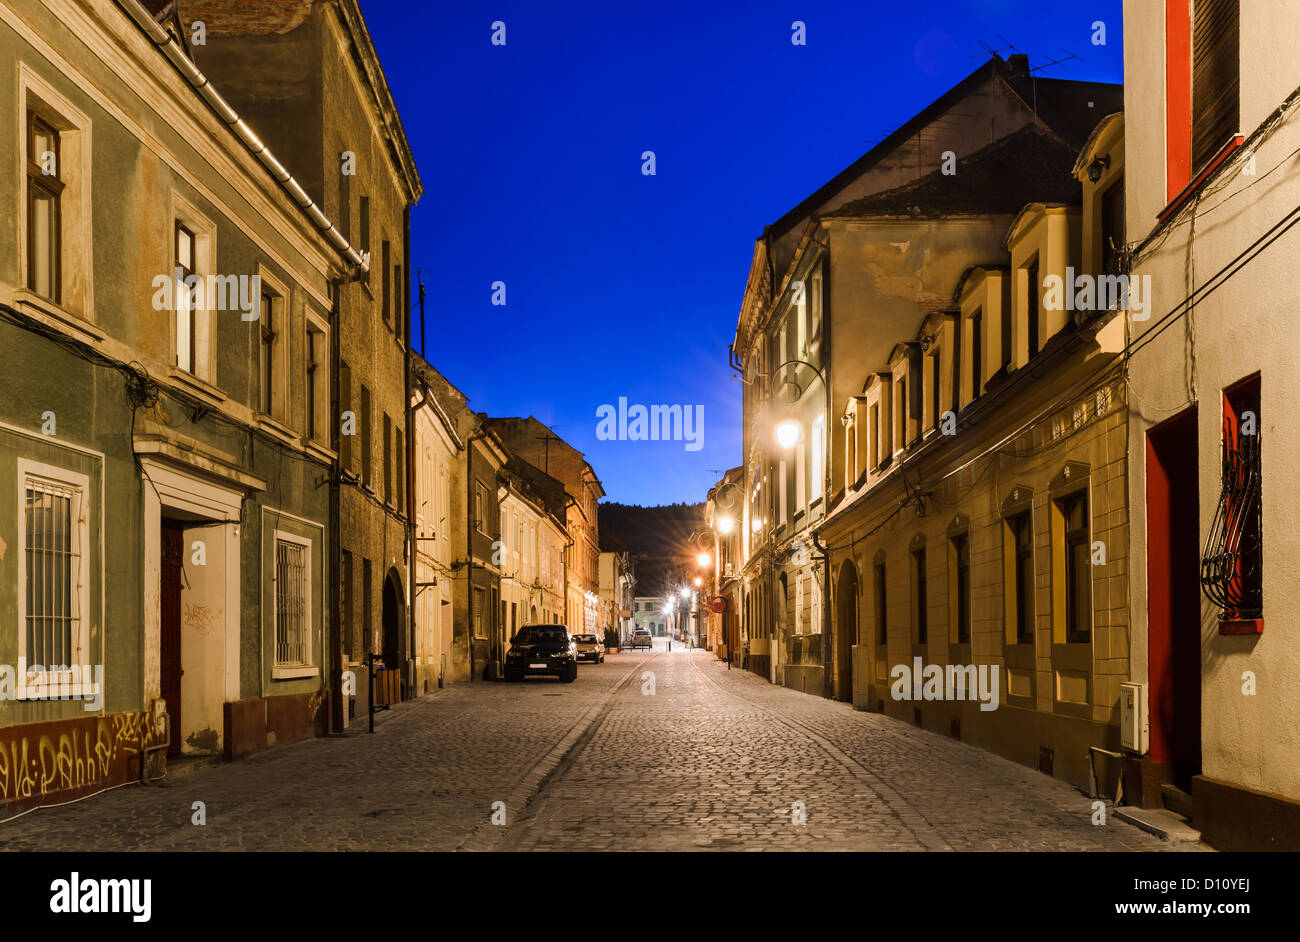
left=1121, top=0, right=1300, bottom=849
left=183, top=0, right=423, bottom=723
left=732, top=54, right=1121, bottom=697
left=0, top=0, right=366, bottom=810
left=487, top=417, right=605, bottom=633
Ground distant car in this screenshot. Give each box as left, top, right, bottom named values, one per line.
left=572, top=633, right=604, bottom=663
left=505, top=625, right=577, bottom=682
left=629, top=629, right=653, bottom=649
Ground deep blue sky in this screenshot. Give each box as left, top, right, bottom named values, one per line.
left=363, top=0, right=1123, bottom=506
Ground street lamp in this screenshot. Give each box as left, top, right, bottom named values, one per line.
left=775, top=419, right=801, bottom=449
left=716, top=515, right=735, bottom=535
left=697, top=551, right=711, bottom=567
left=694, top=577, right=702, bottom=587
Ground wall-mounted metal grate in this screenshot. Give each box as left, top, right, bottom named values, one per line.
left=24, top=479, right=78, bottom=667
left=275, top=539, right=308, bottom=665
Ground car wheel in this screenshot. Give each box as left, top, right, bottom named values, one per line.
left=563, top=663, right=577, bottom=683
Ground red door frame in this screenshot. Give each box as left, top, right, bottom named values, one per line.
left=1145, top=406, right=1201, bottom=782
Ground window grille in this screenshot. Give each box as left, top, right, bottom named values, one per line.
left=25, top=479, right=80, bottom=667
left=1201, top=407, right=1262, bottom=619
left=275, top=539, right=308, bottom=665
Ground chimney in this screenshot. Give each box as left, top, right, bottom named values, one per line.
left=1006, top=54, right=1030, bottom=77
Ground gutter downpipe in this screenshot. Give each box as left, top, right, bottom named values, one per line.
left=116, top=0, right=368, bottom=272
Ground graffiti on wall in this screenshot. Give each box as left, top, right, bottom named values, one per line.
left=0, top=712, right=155, bottom=805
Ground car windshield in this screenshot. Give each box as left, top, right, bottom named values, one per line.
left=514, top=627, right=568, bottom=644
left=574, top=635, right=597, bottom=642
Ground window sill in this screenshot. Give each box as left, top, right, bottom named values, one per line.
left=257, top=414, right=299, bottom=446
left=10, top=290, right=102, bottom=343
left=303, top=439, right=336, bottom=464
left=169, top=368, right=227, bottom=407
left=272, top=665, right=319, bottom=680
left=1158, top=135, right=1245, bottom=225
left=1218, top=617, right=1263, bottom=636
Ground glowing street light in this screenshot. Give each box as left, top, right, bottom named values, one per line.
left=679, top=587, right=690, bottom=599
left=716, top=516, right=735, bottom=535
left=694, top=577, right=702, bottom=587
left=697, top=552, right=711, bottom=567
left=775, top=419, right=801, bottom=449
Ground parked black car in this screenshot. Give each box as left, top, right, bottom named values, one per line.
left=505, top=625, right=578, bottom=682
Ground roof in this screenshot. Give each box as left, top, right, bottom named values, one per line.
left=766, top=54, right=1120, bottom=241
left=825, top=124, right=1083, bottom=218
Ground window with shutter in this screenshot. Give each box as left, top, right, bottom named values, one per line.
left=1191, top=0, right=1239, bottom=172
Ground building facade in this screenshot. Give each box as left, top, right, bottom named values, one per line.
left=412, top=363, right=462, bottom=695
left=1122, top=0, right=1300, bottom=849
left=488, top=417, right=605, bottom=633
left=184, top=0, right=423, bottom=724
left=0, top=0, right=369, bottom=811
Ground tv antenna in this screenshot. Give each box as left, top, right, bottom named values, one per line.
left=971, top=35, right=1018, bottom=59
left=1031, top=50, right=1083, bottom=73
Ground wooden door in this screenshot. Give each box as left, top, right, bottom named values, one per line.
left=160, top=521, right=184, bottom=757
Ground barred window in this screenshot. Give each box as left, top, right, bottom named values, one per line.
left=275, top=536, right=309, bottom=666
left=24, top=478, right=79, bottom=667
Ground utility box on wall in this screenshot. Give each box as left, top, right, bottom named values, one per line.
left=1120, top=682, right=1148, bottom=754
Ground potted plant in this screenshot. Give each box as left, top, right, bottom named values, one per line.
left=603, top=626, right=620, bottom=655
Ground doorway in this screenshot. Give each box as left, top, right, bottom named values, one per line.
left=160, top=520, right=185, bottom=757
left=381, top=568, right=403, bottom=664
left=835, top=561, right=859, bottom=701
left=1146, top=406, right=1202, bottom=788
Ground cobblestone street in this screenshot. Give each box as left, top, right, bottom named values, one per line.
left=1, top=650, right=1207, bottom=852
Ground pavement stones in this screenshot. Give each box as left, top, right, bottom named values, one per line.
left=0, top=650, right=1208, bottom=851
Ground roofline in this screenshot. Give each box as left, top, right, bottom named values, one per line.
left=117, top=0, right=367, bottom=272
left=765, top=55, right=1007, bottom=240
left=336, top=0, right=424, bottom=204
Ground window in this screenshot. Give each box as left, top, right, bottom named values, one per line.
left=394, top=263, right=404, bottom=341
left=27, top=113, right=62, bottom=302
left=339, top=361, right=352, bottom=468
left=305, top=324, right=321, bottom=440
left=360, top=384, right=372, bottom=487
left=1026, top=261, right=1040, bottom=358
left=1201, top=374, right=1262, bottom=624
left=951, top=314, right=962, bottom=413
left=1009, top=512, right=1034, bottom=644
left=362, top=557, right=373, bottom=655
left=1191, top=0, right=1239, bottom=172
left=473, top=587, right=485, bottom=637
left=342, top=549, right=354, bottom=655
left=912, top=548, right=927, bottom=644
left=970, top=309, right=982, bottom=401
left=20, top=464, right=89, bottom=677
left=1001, top=295, right=1013, bottom=369
left=1100, top=177, right=1125, bottom=278
left=810, top=416, right=825, bottom=500
left=952, top=534, right=970, bottom=643
left=874, top=562, right=887, bottom=645
left=259, top=290, right=276, bottom=414
left=359, top=195, right=370, bottom=283
left=383, top=412, right=392, bottom=503
left=396, top=433, right=405, bottom=511
left=1059, top=492, right=1091, bottom=643
left=274, top=534, right=311, bottom=667
left=475, top=483, right=487, bottom=532
left=381, top=239, right=391, bottom=325
left=174, top=221, right=196, bottom=372
left=929, top=353, right=941, bottom=432
left=895, top=377, right=907, bottom=453
left=337, top=152, right=351, bottom=241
